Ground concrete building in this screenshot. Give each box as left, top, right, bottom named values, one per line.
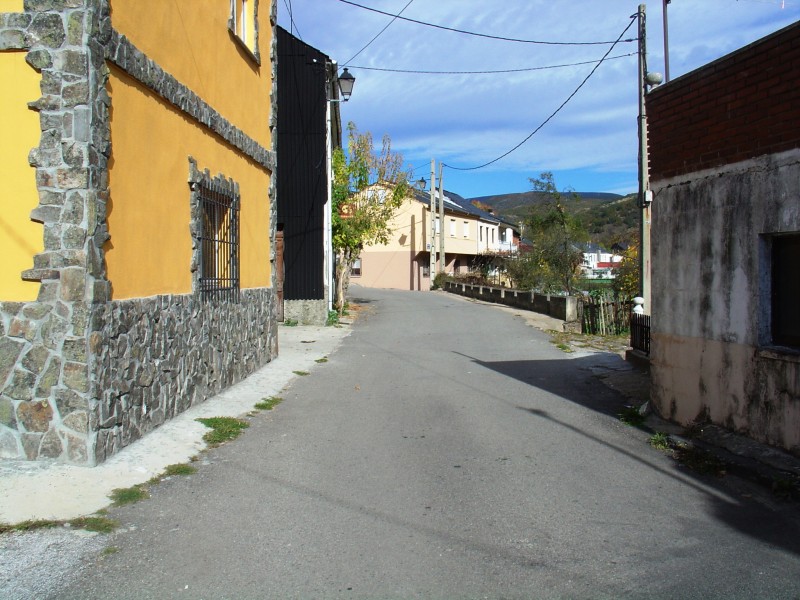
left=647, top=21, right=800, bottom=454
left=0, top=0, right=278, bottom=464
left=355, top=187, right=517, bottom=291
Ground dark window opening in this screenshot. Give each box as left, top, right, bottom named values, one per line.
left=772, top=234, right=800, bottom=347
left=198, top=179, right=240, bottom=301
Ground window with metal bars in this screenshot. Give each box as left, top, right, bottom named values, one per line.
left=190, top=162, right=240, bottom=302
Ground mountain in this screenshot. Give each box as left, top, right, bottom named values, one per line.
left=467, top=191, right=639, bottom=247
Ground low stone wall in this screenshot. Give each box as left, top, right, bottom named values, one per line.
left=284, top=299, right=327, bottom=326
left=90, top=288, right=277, bottom=464
left=443, top=282, right=576, bottom=322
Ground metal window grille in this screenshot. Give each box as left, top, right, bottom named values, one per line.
left=198, top=179, right=240, bottom=302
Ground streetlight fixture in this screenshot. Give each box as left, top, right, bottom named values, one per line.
left=336, top=68, right=355, bottom=102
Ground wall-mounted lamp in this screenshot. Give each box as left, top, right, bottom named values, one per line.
left=334, top=68, right=355, bottom=102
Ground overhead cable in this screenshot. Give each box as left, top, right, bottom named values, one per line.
left=444, top=16, right=637, bottom=172
left=282, top=0, right=303, bottom=39
left=348, top=52, right=637, bottom=75
left=337, top=0, right=638, bottom=45
left=343, top=0, right=415, bottom=66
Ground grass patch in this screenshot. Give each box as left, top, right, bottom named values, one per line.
left=70, top=516, right=118, bottom=533
left=649, top=432, right=671, bottom=451
left=0, top=519, right=60, bottom=534
left=326, top=310, right=340, bottom=326
left=283, top=319, right=298, bottom=327
left=196, top=416, right=250, bottom=446
left=618, top=405, right=645, bottom=427
left=293, top=370, right=309, bottom=376
left=315, top=357, right=328, bottom=364
left=0, top=515, right=119, bottom=535
left=254, top=396, right=283, bottom=411
left=102, top=546, right=120, bottom=556
left=110, top=485, right=149, bottom=507
left=163, top=463, right=197, bottom=477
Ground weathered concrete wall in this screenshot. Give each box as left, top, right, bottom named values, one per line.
left=651, top=150, right=800, bottom=454
left=443, top=282, right=576, bottom=322
left=284, top=299, right=327, bottom=326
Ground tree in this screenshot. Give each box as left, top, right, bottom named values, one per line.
left=612, top=241, right=640, bottom=300
left=331, top=123, right=410, bottom=312
left=517, top=172, right=588, bottom=294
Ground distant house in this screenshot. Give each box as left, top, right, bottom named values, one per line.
left=355, top=187, right=517, bottom=291
left=647, top=21, right=800, bottom=453
left=0, top=1, right=277, bottom=464
left=580, top=244, right=622, bottom=280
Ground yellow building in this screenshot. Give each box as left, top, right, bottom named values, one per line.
left=0, top=0, right=277, bottom=464
left=355, top=187, right=516, bottom=291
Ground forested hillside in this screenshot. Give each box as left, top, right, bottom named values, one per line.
left=468, top=191, right=638, bottom=247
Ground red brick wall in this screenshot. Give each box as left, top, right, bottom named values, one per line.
left=647, top=21, right=800, bottom=182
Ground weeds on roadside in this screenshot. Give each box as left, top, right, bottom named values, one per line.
left=649, top=432, right=671, bottom=451
left=196, top=416, right=250, bottom=446
left=110, top=485, right=149, bottom=507
left=254, top=396, right=283, bottom=411
left=0, top=515, right=119, bottom=535
left=326, top=311, right=340, bottom=326
left=618, top=405, right=646, bottom=427
left=293, top=370, right=309, bottom=376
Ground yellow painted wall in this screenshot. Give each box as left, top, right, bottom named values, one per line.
left=0, top=51, right=42, bottom=302
left=105, top=68, right=270, bottom=299
left=0, top=1, right=24, bottom=11
left=109, top=0, right=272, bottom=149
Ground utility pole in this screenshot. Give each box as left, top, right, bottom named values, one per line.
left=429, top=158, right=436, bottom=286
left=637, top=4, right=652, bottom=314
left=663, top=0, right=670, bottom=82
left=438, top=162, right=445, bottom=275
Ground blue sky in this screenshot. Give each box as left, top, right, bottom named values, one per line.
left=278, top=1, right=800, bottom=199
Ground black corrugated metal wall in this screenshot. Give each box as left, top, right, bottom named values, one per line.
left=277, top=27, right=328, bottom=301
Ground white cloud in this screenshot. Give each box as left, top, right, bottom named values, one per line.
left=283, top=0, right=800, bottom=194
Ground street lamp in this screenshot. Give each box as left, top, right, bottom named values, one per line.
left=335, top=67, right=355, bottom=102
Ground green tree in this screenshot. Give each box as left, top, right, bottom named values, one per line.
left=612, top=241, right=640, bottom=300
left=332, top=123, right=410, bottom=312
left=520, top=172, right=589, bottom=294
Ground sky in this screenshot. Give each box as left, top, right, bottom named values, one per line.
left=278, top=0, right=800, bottom=199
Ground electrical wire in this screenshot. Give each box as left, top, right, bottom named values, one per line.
left=343, top=0, right=415, bottom=66
left=337, top=0, right=638, bottom=46
left=348, top=52, right=637, bottom=75
left=282, top=0, right=303, bottom=39
left=444, top=16, right=637, bottom=172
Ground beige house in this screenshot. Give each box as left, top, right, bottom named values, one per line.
left=355, top=188, right=516, bottom=291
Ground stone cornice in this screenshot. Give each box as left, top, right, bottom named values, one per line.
left=105, top=29, right=275, bottom=172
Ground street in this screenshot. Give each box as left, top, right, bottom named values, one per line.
left=59, top=287, right=800, bottom=599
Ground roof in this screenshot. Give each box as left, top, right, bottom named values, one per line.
left=409, top=187, right=523, bottom=231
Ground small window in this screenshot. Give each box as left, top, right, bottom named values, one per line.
left=479, top=226, right=483, bottom=242
left=772, top=234, right=800, bottom=347
left=229, top=0, right=260, bottom=61
left=449, top=219, right=456, bottom=237
left=189, top=159, right=240, bottom=302
left=351, top=257, right=362, bottom=277
left=435, top=216, right=440, bottom=234
left=463, top=221, right=469, bottom=237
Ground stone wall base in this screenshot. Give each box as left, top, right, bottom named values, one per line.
left=284, top=299, right=327, bottom=326
left=91, top=288, right=277, bottom=464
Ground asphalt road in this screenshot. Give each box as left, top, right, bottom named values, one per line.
left=60, top=287, right=800, bottom=599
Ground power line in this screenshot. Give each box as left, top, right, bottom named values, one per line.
left=282, top=0, right=303, bottom=39
left=348, top=52, right=637, bottom=75
left=444, top=16, right=637, bottom=172
left=336, top=0, right=638, bottom=46
left=343, top=0, right=415, bottom=66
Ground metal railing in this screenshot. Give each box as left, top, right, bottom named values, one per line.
left=630, top=312, right=651, bottom=355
